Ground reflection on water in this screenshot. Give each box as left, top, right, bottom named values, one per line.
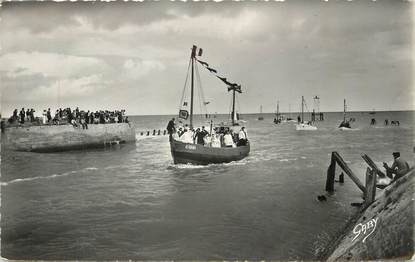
left=1, top=111, right=414, bottom=260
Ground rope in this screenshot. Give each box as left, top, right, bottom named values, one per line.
left=178, top=58, right=192, bottom=111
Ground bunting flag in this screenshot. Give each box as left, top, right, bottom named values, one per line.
left=207, top=67, right=217, bottom=73
left=204, top=101, right=210, bottom=105
left=198, top=60, right=209, bottom=67
left=192, top=45, right=203, bottom=58
left=179, top=110, right=189, bottom=120
left=196, top=58, right=242, bottom=93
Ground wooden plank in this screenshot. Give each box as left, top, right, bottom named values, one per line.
left=325, top=153, right=336, bottom=192
left=333, top=152, right=366, bottom=193
left=361, top=154, right=386, bottom=178
left=364, top=167, right=377, bottom=207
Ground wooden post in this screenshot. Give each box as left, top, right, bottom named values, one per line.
left=364, top=168, right=377, bottom=207
left=361, top=154, right=386, bottom=178
left=333, top=152, right=366, bottom=193
left=326, top=152, right=336, bottom=192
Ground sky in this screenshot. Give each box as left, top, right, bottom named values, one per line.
left=0, top=0, right=413, bottom=116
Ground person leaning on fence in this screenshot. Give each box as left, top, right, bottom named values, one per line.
left=383, top=152, right=410, bottom=182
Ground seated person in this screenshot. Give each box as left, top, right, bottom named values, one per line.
left=383, top=152, right=410, bottom=182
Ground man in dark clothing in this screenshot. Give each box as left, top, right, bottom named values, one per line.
left=383, top=152, right=410, bottom=182
left=166, top=118, right=176, bottom=137
left=20, top=108, right=25, bottom=124
left=47, top=108, right=52, bottom=123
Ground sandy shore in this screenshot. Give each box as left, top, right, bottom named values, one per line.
left=322, top=169, right=414, bottom=260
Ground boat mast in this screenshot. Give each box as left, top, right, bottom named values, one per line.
left=276, top=100, right=279, bottom=119
left=232, top=88, right=236, bottom=125
left=343, top=98, right=346, bottom=122
left=190, top=45, right=196, bottom=129
left=301, top=96, right=304, bottom=123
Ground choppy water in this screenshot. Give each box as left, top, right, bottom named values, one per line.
left=1, top=111, right=414, bottom=260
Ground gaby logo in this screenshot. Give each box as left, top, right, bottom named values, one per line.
left=352, top=217, right=378, bottom=243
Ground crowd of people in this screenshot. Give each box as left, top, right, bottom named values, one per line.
left=167, top=118, right=248, bottom=148
left=7, top=107, right=129, bottom=128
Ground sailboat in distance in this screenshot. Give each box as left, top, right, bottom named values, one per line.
left=295, top=96, right=317, bottom=130
left=169, top=45, right=250, bottom=165
left=258, top=105, right=264, bottom=120
left=339, top=99, right=352, bottom=130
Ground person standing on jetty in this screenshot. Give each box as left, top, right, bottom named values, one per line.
left=383, top=152, right=410, bottom=182
left=166, top=118, right=176, bottom=140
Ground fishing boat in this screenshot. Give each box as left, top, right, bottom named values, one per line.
left=295, top=96, right=317, bottom=131
left=258, top=105, right=264, bottom=120
left=274, top=101, right=281, bottom=124
left=282, top=103, right=296, bottom=123
left=339, top=99, right=351, bottom=130
left=170, top=45, right=250, bottom=165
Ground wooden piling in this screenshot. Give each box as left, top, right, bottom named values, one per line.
left=326, top=152, right=336, bottom=192
left=361, top=154, right=386, bottom=178
left=325, top=151, right=366, bottom=194
left=364, top=167, right=377, bottom=207
left=332, top=152, right=366, bottom=193
left=339, top=173, right=344, bottom=183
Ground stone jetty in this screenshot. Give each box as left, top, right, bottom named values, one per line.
left=323, top=169, right=414, bottom=260
left=2, top=123, right=136, bottom=152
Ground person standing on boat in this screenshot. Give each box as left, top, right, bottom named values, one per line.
left=223, top=130, right=235, bottom=147
left=166, top=118, right=176, bottom=140
left=383, top=152, right=410, bottom=182
left=181, top=128, right=194, bottom=144
left=237, top=127, right=248, bottom=146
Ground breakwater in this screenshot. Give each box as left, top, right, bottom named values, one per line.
left=1, top=123, right=136, bottom=152
left=323, top=169, right=414, bottom=260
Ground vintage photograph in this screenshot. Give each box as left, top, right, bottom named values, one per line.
left=0, top=0, right=413, bottom=260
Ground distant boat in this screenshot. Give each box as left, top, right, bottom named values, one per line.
left=258, top=105, right=264, bottom=120
left=170, top=45, right=250, bottom=165
left=274, top=100, right=282, bottom=124
left=339, top=99, right=351, bottom=130
left=296, top=96, right=317, bottom=131
left=369, top=109, right=376, bottom=115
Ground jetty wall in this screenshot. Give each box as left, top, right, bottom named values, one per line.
left=1, top=123, right=136, bottom=152
left=324, top=169, right=414, bottom=261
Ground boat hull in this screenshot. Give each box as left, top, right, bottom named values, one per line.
left=295, top=123, right=317, bottom=130
left=170, top=139, right=250, bottom=165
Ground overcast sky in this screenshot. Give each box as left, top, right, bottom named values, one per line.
left=0, top=0, right=413, bottom=116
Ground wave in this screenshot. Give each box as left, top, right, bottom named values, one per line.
left=1, top=166, right=98, bottom=186
left=167, top=159, right=248, bottom=170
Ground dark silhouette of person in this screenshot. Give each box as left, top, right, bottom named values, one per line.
left=20, top=108, right=25, bottom=124
left=46, top=108, right=52, bottom=123
left=383, top=152, right=410, bottom=182
left=166, top=118, right=176, bottom=138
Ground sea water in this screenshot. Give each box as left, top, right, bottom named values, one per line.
left=1, top=111, right=414, bottom=260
